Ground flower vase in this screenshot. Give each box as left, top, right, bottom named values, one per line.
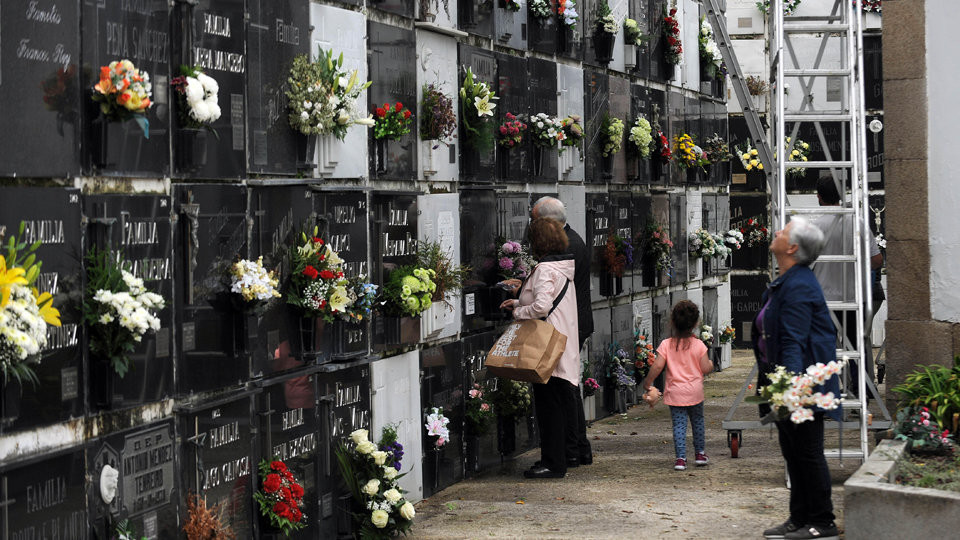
left=91, top=356, right=115, bottom=410
left=686, top=167, right=699, bottom=184
left=496, top=414, right=517, bottom=455
left=422, top=140, right=438, bottom=177
left=498, top=146, right=510, bottom=179
left=641, top=254, right=659, bottom=288
left=465, top=434, right=481, bottom=475
left=374, top=138, right=388, bottom=174
left=296, top=135, right=317, bottom=173
left=558, top=26, right=573, bottom=54
left=299, top=317, right=331, bottom=364
left=651, top=157, right=663, bottom=182
left=381, top=316, right=420, bottom=347
left=177, top=128, right=208, bottom=171
left=663, top=62, right=676, bottom=81
left=1, top=379, right=22, bottom=427
left=593, top=31, right=615, bottom=65
left=335, top=492, right=358, bottom=538
left=750, top=245, right=768, bottom=270
left=234, top=313, right=261, bottom=357
left=332, top=320, right=367, bottom=359
left=92, top=116, right=110, bottom=169
left=601, top=154, right=614, bottom=180
left=532, top=146, right=544, bottom=177
left=624, top=43, right=638, bottom=69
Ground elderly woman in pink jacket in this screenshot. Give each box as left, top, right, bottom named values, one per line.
left=500, top=217, right=580, bottom=479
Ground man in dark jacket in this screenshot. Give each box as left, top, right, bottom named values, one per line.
left=532, top=196, right=594, bottom=465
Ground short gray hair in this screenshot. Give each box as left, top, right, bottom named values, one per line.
left=787, top=215, right=825, bottom=266
left=532, top=196, right=566, bottom=224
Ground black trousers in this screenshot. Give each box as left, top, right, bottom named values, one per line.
left=565, top=383, right=592, bottom=461
left=533, top=377, right=574, bottom=473
left=776, top=413, right=835, bottom=527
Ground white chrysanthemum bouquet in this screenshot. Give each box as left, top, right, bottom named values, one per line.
left=172, top=65, right=221, bottom=130
left=230, top=256, right=280, bottom=309
left=83, top=248, right=165, bottom=377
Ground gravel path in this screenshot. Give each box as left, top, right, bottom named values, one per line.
left=411, top=351, right=865, bottom=539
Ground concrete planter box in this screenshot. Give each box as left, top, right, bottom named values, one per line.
left=844, top=440, right=960, bottom=540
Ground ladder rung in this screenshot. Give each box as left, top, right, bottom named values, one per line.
left=783, top=23, right=851, bottom=33
left=784, top=114, right=853, bottom=122
left=783, top=160, right=854, bottom=168
left=826, top=301, right=859, bottom=310
left=816, top=254, right=857, bottom=262
left=836, top=350, right=861, bottom=360
left=783, top=69, right=851, bottom=77
left=823, top=448, right=866, bottom=459
left=787, top=207, right=856, bottom=215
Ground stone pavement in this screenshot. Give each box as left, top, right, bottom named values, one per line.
left=411, top=351, right=867, bottom=539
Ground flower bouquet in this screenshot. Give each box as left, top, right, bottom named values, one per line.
left=378, top=424, right=405, bottom=471
left=425, top=407, right=450, bottom=448
left=688, top=228, right=719, bottom=260
left=601, top=234, right=633, bottom=278
left=634, top=329, right=656, bottom=382
left=287, top=233, right=350, bottom=322
left=747, top=359, right=847, bottom=424
left=698, top=16, right=726, bottom=80
left=741, top=218, right=770, bottom=247
left=83, top=248, right=164, bottom=378
left=171, top=65, right=220, bottom=135
left=528, top=113, right=565, bottom=149
left=719, top=323, right=736, bottom=345
left=529, top=0, right=552, bottom=20
left=594, top=1, right=617, bottom=34
left=460, top=67, right=498, bottom=152
left=496, top=112, right=527, bottom=148
left=415, top=240, right=471, bottom=308
left=420, top=84, right=457, bottom=144
left=860, top=0, right=881, bottom=13
left=724, top=229, right=744, bottom=251
left=756, top=0, right=803, bottom=15
left=641, top=218, right=674, bottom=272
left=557, top=0, right=579, bottom=29
left=229, top=257, right=281, bottom=311
left=704, top=133, right=732, bottom=164
left=254, top=459, right=306, bottom=536
left=490, top=379, right=532, bottom=419
left=624, top=18, right=650, bottom=46
left=583, top=377, right=600, bottom=397
left=342, top=275, right=379, bottom=323
left=465, top=382, right=495, bottom=435
left=674, top=133, right=709, bottom=170
left=500, top=0, right=522, bottom=12
left=495, top=239, right=537, bottom=281
left=608, top=345, right=636, bottom=389
left=699, top=324, right=714, bottom=347
left=746, top=75, right=769, bottom=96
left=628, top=116, right=653, bottom=159
left=373, top=102, right=413, bottom=141
left=335, top=429, right=415, bottom=538
left=379, top=266, right=437, bottom=318
left=286, top=48, right=373, bottom=140
left=663, top=7, right=683, bottom=66
left=92, top=59, right=153, bottom=137
left=600, top=116, right=625, bottom=157
left=559, top=114, right=584, bottom=155
left=735, top=144, right=764, bottom=172
left=785, top=136, right=811, bottom=179
left=1, top=223, right=61, bottom=387
left=712, top=233, right=733, bottom=260
left=183, top=493, right=235, bottom=540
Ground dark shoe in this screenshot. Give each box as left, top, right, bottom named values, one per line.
left=784, top=523, right=839, bottom=540
left=763, top=520, right=801, bottom=539
left=579, top=454, right=593, bottom=465
left=529, top=460, right=543, bottom=470
left=523, top=466, right=565, bottom=479
left=566, top=457, right=580, bottom=468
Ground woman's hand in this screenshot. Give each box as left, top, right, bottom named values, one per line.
left=499, top=279, right=522, bottom=296
left=499, top=299, right=519, bottom=311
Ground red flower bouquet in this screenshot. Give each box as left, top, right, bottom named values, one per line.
left=663, top=7, right=683, bottom=65
left=373, top=101, right=413, bottom=140
left=254, top=459, right=306, bottom=536
left=286, top=228, right=353, bottom=322
left=496, top=112, right=527, bottom=148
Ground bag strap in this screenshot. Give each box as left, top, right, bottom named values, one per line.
left=540, top=280, right=570, bottom=321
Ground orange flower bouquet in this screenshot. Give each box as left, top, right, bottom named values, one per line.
left=91, top=59, right=153, bottom=137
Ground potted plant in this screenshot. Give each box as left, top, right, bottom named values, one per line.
left=745, top=75, right=769, bottom=113
left=489, top=379, right=532, bottom=455
left=419, top=84, right=457, bottom=176
left=0, top=224, right=61, bottom=425
left=500, top=0, right=521, bottom=11
left=739, top=217, right=771, bottom=268
left=592, top=1, right=617, bottom=65
left=649, top=105, right=671, bottom=179
left=756, top=0, right=803, bottom=16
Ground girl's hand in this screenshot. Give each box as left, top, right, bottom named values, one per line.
left=499, top=299, right=519, bottom=311
left=642, top=387, right=661, bottom=408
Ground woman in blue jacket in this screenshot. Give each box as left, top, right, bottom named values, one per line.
left=753, top=216, right=841, bottom=540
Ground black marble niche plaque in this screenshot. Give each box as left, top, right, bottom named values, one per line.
left=610, top=193, right=634, bottom=296
left=527, top=6, right=559, bottom=56
left=630, top=193, right=653, bottom=290
left=729, top=193, right=770, bottom=271
left=611, top=303, right=634, bottom=355
left=647, top=0, right=669, bottom=83
left=701, top=193, right=718, bottom=276
left=0, top=0, right=81, bottom=177
left=316, top=363, right=370, bottom=538
left=171, top=0, right=246, bottom=179
left=258, top=376, right=319, bottom=539
left=609, top=76, right=631, bottom=185
left=247, top=0, right=309, bottom=175
left=651, top=292, right=670, bottom=347
left=730, top=274, right=768, bottom=347
left=667, top=90, right=685, bottom=185
left=371, top=192, right=418, bottom=350
left=178, top=394, right=255, bottom=535
left=368, top=22, right=417, bottom=181
left=314, top=190, right=370, bottom=359
left=716, top=194, right=731, bottom=273
left=583, top=70, right=609, bottom=184
left=89, top=421, right=177, bottom=538
left=371, top=0, right=414, bottom=18
left=173, top=184, right=250, bottom=395
left=0, top=449, right=88, bottom=540
left=864, top=35, right=882, bottom=111
left=628, top=84, right=650, bottom=184
left=685, top=95, right=702, bottom=185
left=420, top=341, right=465, bottom=498
left=527, top=57, right=559, bottom=183
left=248, top=185, right=317, bottom=375
left=668, top=192, right=687, bottom=285
left=84, top=194, right=174, bottom=410
left=629, top=0, right=652, bottom=77
left=648, top=88, right=669, bottom=186
left=494, top=52, right=530, bottom=183
left=497, top=192, right=530, bottom=244
left=459, top=189, right=499, bottom=331
left=0, top=187, right=83, bottom=432
left=586, top=193, right=612, bottom=301
left=458, top=0, right=494, bottom=38
left=459, top=45, right=498, bottom=183
left=728, top=116, right=764, bottom=192
left=81, top=0, right=171, bottom=176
